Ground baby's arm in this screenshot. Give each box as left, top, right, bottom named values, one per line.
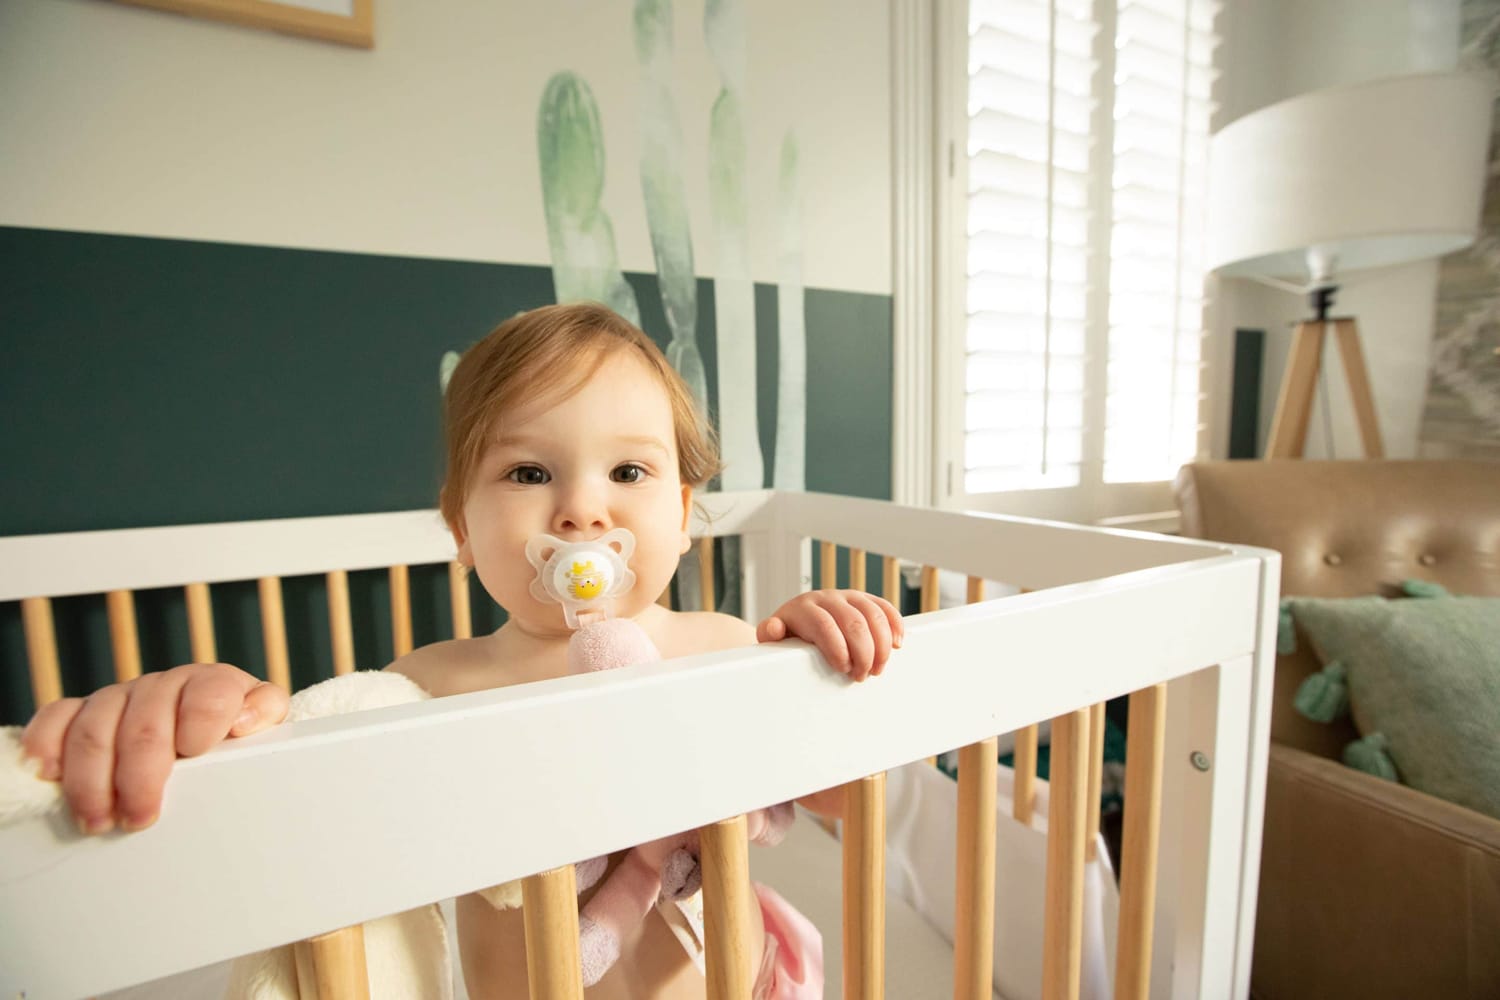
left=756, top=590, right=904, bottom=682
left=18, top=663, right=287, bottom=834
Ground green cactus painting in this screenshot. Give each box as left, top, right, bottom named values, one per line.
left=537, top=72, right=641, bottom=326
left=775, top=133, right=805, bottom=490
left=635, top=0, right=708, bottom=608
left=703, top=0, right=762, bottom=495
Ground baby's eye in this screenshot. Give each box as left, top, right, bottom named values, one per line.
left=611, top=464, right=646, bottom=484
left=508, top=465, right=550, bottom=486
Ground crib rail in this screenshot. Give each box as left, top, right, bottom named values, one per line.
left=0, top=493, right=1276, bottom=1000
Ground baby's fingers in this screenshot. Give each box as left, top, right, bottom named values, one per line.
left=848, top=594, right=896, bottom=678
left=174, top=664, right=281, bottom=756
left=61, top=687, right=130, bottom=834
left=793, top=601, right=853, bottom=675
left=755, top=615, right=789, bottom=644
left=824, top=596, right=878, bottom=681
left=113, top=672, right=185, bottom=831
left=19, top=696, right=84, bottom=782
left=862, top=592, right=905, bottom=649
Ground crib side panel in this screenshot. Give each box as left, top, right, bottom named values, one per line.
left=0, top=552, right=1266, bottom=999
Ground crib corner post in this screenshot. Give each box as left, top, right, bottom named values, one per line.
left=738, top=528, right=810, bottom=625
left=1153, top=649, right=1269, bottom=1000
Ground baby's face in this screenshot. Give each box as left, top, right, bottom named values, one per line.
left=455, top=349, right=692, bottom=636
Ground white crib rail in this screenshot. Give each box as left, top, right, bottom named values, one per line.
left=0, top=493, right=1277, bottom=1000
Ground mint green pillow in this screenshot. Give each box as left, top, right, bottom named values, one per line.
left=1285, top=590, right=1500, bottom=821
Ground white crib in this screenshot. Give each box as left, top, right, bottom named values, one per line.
left=0, top=490, right=1278, bottom=1000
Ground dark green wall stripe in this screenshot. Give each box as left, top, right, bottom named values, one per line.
left=0, top=225, right=891, bottom=722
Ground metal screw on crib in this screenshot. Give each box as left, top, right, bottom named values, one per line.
left=1190, top=751, right=1211, bottom=772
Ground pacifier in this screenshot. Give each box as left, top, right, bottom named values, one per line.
left=524, top=528, right=637, bottom=629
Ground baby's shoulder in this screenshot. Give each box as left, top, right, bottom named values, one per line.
left=386, top=634, right=514, bottom=697
left=653, top=609, right=757, bottom=657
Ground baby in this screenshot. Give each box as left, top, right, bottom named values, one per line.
left=20, top=302, right=903, bottom=999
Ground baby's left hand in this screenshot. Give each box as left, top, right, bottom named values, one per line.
left=756, top=590, right=904, bottom=682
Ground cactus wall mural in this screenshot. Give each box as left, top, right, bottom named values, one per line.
left=536, top=0, right=809, bottom=611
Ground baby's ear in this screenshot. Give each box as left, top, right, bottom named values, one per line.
left=679, top=485, right=693, bottom=554
left=449, top=515, right=474, bottom=567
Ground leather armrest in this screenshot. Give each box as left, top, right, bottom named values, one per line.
left=1253, top=744, right=1500, bottom=999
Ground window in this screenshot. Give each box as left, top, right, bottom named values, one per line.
left=934, top=0, right=1219, bottom=526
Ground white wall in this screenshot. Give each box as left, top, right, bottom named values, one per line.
left=0, top=0, right=891, bottom=296
left=1207, top=0, right=1464, bottom=459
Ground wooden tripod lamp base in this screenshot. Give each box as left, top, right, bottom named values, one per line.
left=1264, top=317, right=1385, bottom=459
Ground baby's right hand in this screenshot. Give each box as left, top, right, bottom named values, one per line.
left=18, top=663, right=287, bottom=835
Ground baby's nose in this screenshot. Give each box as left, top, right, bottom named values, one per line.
left=553, top=492, right=610, bottom=537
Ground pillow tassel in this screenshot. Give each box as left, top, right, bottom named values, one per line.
left=1277, top=601, right=1296, bottom=654
left=1401, top=579, right=1449, bottom=599
left=1293, top=660, right=1348, bottom=723
left=1343, top=732, right=1400, bottom=783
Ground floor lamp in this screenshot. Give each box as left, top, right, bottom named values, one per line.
left=1206, top=72, right=1494, bottom=459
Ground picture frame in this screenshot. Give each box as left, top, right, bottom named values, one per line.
left=113, top=0, right=374, bottom=49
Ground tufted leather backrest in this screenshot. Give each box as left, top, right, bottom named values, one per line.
left=1174, top=460, right=1500, bottom=758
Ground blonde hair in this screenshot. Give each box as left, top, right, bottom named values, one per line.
left=439, top=302, right=722, bottom=531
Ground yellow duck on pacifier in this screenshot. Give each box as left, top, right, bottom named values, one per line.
left=569, top=560, right=606, bottom=600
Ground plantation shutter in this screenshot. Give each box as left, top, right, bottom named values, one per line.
left=962, top=0, right=1218, bottom=497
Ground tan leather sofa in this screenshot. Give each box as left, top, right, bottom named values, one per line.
left=1174, top=460, right=1500, bottom=1000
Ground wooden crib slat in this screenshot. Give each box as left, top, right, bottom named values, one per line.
left=848, top=547, right=867, bottom=592
left=1115, top=683, right=1167, bottom=1000
left=326, top=570, right=355, bottom=676
left=449, top=562, right=472, bottom=640
left=1041, top=708, right=1089, bottom=1000
left=521, top=866, right=584, bottom=1000
left=881, top=555, right=899, bottom=605
left=292, top=925, right=370, bottom=1000
left=843, top=772, right=886, bottom=1000
left=389, top=565, right=413, bottom=659
left=258, top=576, right=292, bottom=692
left=185, top=582, right=217, bottom=663
left=919, top=565, right=939, bottom=613
left=21, top=597, right=63, bottom=709
left=1085, top=701, right=1105, bottom=862
left=820, top=539, right=837, bottom=589
left=1013, top=724, right=1039, bottom=824
left=702, top=815, right=755, bottom=1000
left=105, top=589, right=142, bottom=683
left=698, top=536, right=716, bottom=611
left=955, top=736, right=998, bottom=1000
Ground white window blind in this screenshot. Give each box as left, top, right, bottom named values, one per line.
left=960, top=0, right=1218, bottom=502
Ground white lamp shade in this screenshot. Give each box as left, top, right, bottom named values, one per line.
left=1207, top=71, right=1495, bottom=279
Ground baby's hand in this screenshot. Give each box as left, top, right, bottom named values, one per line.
left=18, top=663, right=287, bottom=835
left=756, top=590, right=904, bottom=682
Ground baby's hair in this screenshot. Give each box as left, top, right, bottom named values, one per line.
left=439, top=302, right=723, bottom=531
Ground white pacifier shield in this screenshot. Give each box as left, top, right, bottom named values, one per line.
left=524, top=528, right=637, bottom=628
